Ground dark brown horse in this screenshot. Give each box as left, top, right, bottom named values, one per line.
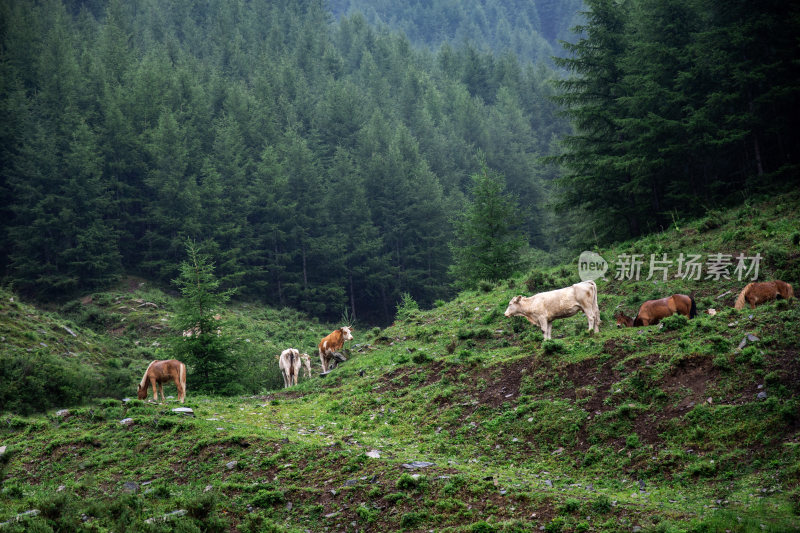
left=137, top=360, right=186, bottom=403
left=615, top=294, right=696, bottom=327
left=734, top=280, right=794, bottom=310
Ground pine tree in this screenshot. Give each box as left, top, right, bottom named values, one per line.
left=449, top=159, right=526, bottom=289
left=170, top=239, right=238, bottom=394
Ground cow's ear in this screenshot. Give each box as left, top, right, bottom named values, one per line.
left=513, top=296, right=521, bottom=302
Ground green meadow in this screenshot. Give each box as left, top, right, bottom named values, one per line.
left=1, top=192, right=799, bottom=532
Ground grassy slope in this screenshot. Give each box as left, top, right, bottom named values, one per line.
left=1, top=192, right=799, bottom=532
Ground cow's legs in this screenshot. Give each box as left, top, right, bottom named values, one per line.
left=542, top=320, right=552, bottom=340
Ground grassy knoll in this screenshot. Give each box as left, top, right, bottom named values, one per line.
left=1, top=192, right=799, bottom=531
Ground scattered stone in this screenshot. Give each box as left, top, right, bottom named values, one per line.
left=706, top=397, right=713, bottom=405
left=544, top=479, right=553, bottom=488
left=728, top=322, right=737, bottom=327
left=204, top=485, right=213, bottom=493
left=344, top=479, right=358, bottom=487
left=706, top=308, right=717, bottom=316
left=738, top=334, right=760, bottom=350
left=757, top=391, right=768, bottom=401
left=324, top=512, right=339, bottom=518
left=552, top=447, right=564, bottom=455
left=122, top=482, right=139, bottom=493
left=0, top=445, right=6, bottom=457
left=56, top=409, right=70, bottom=417
left=120, top=418, right=135, bottom=426
left=366, top=450, right=381, bottom=459
left=171, top=407, right=194, bottom=415
left=639, top=480, right=646, bottom=492
left=716, top=290, right=731, bottom=299
left=0, top=509, right=40, bottom=527
left=145, top=510, right=187, bottom=524
left=61, top=325, right=77, bottom=337
left=402, top=461, right=435, bottom=469
left=226, top=461, right=238, bottom=470
left=57, top=485, right=65, bottom=492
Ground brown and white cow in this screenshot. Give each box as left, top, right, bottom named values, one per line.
left=318, top=326, right=354, bottom=373
left=278, top=348, right=302, bottom=388
left=504, top=280, right=600, bottom=341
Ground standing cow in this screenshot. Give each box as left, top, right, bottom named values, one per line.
left=504, top=280, right=600, bottom=340
left=318, top=326, right=353, bottom=373
left=278, top=348, right=303, bottom=388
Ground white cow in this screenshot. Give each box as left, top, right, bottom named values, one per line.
left=300, top=352, right=312, bottom=379
left=504, top=280, right=600, bottom=340
left=278, top=348, right=303, bottom=388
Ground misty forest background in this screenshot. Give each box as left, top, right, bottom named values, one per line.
left=1, top=0, right=797, bottom=326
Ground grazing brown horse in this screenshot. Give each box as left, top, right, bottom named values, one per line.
left=734, top=280, right=794, bottom=310
left=137, top=360, right=186, bottom=403
left=615, top=294, right=697, bottom=327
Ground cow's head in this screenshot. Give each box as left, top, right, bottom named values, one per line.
left=504, top=296, right=524, bottom=317
left=341, top=326, right=354, bottom=341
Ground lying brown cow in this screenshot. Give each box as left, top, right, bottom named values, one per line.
left=318, top=326, right=353, bottom=373
left=504, top=280, right=600, bottom=340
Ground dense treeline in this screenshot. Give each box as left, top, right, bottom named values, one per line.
left=0, top=0, right=568, bottom=324
left=554, top=0, right=800, bottom=244
left=327, top=0, right=584, bottom=65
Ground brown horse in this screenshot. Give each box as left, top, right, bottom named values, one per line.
left=734, top=280, right=794, bottom=310
left=137, top=360, right=186, bottom=403
left=615, top=294, right=697, bottom=327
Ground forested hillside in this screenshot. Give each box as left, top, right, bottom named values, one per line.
left=327, top=0, right=585, bottom=65
left=554, top=0, right=800, bottom=245
left=2, top=0, right=798, bottom=327
left=0, top=0, right=568, bottom=325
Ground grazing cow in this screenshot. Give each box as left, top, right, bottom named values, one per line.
left=504, top=280, right=600, bottom=341
left=300, top=352, right=312, bottom=379
left=615, top=294, right=696, bottom=327
left=318, top=326, right=354, bottom=373
left=137, top=359, right=186, bottom=403
left=278, top=348, right=303, bottom=388
left=734, top=280, right=794, bottom=310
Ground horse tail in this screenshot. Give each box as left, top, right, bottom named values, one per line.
left=689, top=296, right=697, bottom=319
left=734, top=284, right=751, bottom=310
left=140, top=360, right=157, bottom=388
left=179, top=361, right=187, bottom=393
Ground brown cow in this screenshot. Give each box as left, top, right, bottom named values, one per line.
left=615, top=294, right=696, bottom=327
left=137, top=359, right=186, bottom=403
left=734, top=280, right=794, bottom=309
left=318, top=326, right=354, bottom=373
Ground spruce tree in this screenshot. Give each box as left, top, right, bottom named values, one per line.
left=170, top=239, right=238, bottom=394
left=449, top=160, right=526, bottom=289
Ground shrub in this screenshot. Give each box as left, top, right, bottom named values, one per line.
left=412, top=351, right=432, bottom=364
left=472, top=521, right=497, bottom=533
left=712, top=354, right=732, bottom=371
left=396, top=473, right=425, bottom=491
left=250, top=489, right=285, bottom=507
left=661, top=314, right=688, bottom=331
left=542, top=339, right=566, bottom=355
left=591, top=495, right=612, bottom=514
left=395, top=292, right=420, bottom=321
left=400, top=511, right=428, bottom=528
